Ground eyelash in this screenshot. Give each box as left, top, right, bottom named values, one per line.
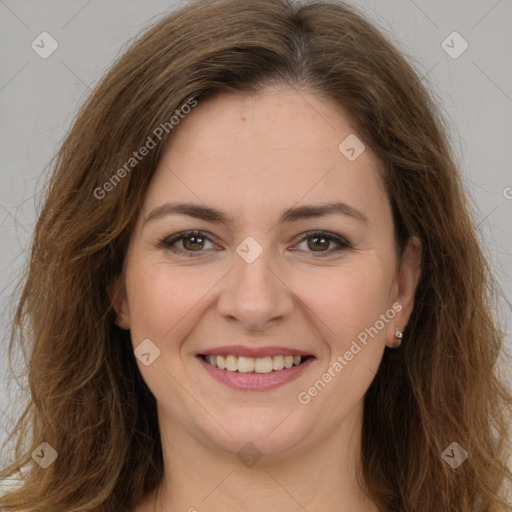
left=158, top=230, right=352, bottom=258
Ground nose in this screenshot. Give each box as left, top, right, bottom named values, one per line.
left=216, top=246, right=294, bottom=332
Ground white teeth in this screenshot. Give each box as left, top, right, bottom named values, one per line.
left=237, top=356, right=255, bottom=373
left=272, top=355, right=284, bottom=370
left=225, top=355, right=238, bottom=371
left=203, top=354, right=305, bottom=373
left=254, top=356, right=273, bottom=374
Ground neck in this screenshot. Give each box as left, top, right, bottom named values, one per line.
left=138, top=401, right=381, bottom=512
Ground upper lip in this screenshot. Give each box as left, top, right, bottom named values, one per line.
left=198, top=345, right=314, bottom=358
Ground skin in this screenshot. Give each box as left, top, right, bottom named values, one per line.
left=112, top=85, right=422, bottom=512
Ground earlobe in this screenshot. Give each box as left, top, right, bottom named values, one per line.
left=386, top=236, right=422, bottom=348
left=108, top=276, right=131, bottom=330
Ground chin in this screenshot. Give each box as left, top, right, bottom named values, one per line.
left=199, top=406, right=311, bottom=457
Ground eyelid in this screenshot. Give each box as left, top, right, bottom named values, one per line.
left=158, top=230, right=220, bottom=257
left=159, top=229, right=352, bottom=257
left=290, top=230, right=352, bottom=257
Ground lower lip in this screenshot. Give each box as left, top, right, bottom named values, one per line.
left=197, top=356, right=315, bottom=391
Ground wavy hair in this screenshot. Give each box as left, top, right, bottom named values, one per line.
left=1, top=0, right=511, bottom=510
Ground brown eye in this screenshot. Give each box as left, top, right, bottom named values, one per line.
left=294, top=231, right=351, bottom=256
left=160, top=230, right=216, bottom=257
left=181, top=234, right=206, bottom=251
left=307, top=234, right=331, bottom=252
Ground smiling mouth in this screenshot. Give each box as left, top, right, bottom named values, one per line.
left=200, top=354, right=313, bottom=373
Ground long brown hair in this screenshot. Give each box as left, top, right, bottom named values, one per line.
left=1, top=0, right=511, bottom=510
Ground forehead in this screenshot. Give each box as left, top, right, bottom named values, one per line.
left=166, top=86, right=359, bottom=159
left=142, top=87, right=387, bottom=226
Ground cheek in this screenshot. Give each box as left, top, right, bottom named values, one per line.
left=297, top=270, right=392, bottom=412
left=125, top=257, right=232, bottom=358
left=296, top=263, right=393, bottom=349
left=291, top=266, right=393, bottom=432
left=125, top=261, right=198, bottom=342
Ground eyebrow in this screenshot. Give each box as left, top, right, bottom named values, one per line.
left=144, top=200, right=368, bottom=226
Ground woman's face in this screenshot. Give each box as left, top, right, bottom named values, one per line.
left=113, top=86, right=420, bottom=458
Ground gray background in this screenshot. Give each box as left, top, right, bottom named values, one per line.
left=0, top=0, right=511, bottom=467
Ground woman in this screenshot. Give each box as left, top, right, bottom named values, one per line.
left=1, top=0, right=511, bottom=510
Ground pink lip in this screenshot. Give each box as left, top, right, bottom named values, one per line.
left=199, top=345, right=313, bottom=358
left=197, top=355, right=315, bottom=391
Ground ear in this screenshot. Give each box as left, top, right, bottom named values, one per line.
left=108, top=274, right=131, bottom=330
left=386, top=236, right=422, bottom=348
